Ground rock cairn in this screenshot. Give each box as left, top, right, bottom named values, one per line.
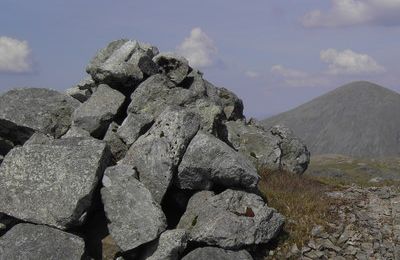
left=0, top=39, right=310, bottom=259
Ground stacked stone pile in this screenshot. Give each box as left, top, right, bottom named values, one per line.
left=0, top=39, right=309, bottom=259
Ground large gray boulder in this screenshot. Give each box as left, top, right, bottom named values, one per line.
left=101, top=165, right=167, bottom=251
left=178, top=189, right=284, bottom=249
left=153, top=52, right=190, bottom=84
left=217, top=87, right=244, bottom=121
left=103, top=122, right=128, bottom=161
left=0, top=137, right=110, bottom=229
left=225, top=120, right=310, bottom=174
left=176, top=131, right=259, bottom=191
left=0, top=223, right=86, bottom=260
left=182, top=247, right=253, bottom=260
left=121, top=107, right=200, bottom=203
left=127, top=74, right=203, bottom=119
left=140, top=229, right=189, bottom=260
left=72, top=84, right=125, bottom=137
left=0, top=88, right=79, bottom=147
left=117, top=113, right=153, bottom=146
left=269, top=125, right=310, bottom=174
left=66, top=86, right=92, bottom=103
left=86, top=39, right=159, bottom=89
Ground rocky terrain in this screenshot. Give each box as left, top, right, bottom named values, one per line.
left=271, top=186, right=400, bottom=260
left=0, top=39, right=310, bottom=259
left=262, top=81, right=400, bottom=158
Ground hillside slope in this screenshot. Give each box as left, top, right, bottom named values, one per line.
left=262, top=81, right=400, bottom=158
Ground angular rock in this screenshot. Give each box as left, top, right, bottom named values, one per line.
left=0, top=88, right=79, bottom=145
left=0, top=137, right=110, bottom=229
left=140, top=229, right=188, bottom=260
left=72, top=84, right=125, bottom=137
left=117, top=113, right=153, bottom=146
left=0, top=223, right=85, bottom=259
left=23, top=132, right=54, bottom=146
left=127, top=74, right=205, bottom=119
left=270, top=125, right=310, bottom=174
left=101, top=165, right=167, bottom=251
left=226, top=120, right=310, bottom=174
left=182, top=247, right=253, bottom=260
left=86, top=39, right=159, bottom=88
left=178, top=189, right=284, bottom=249
left=62, top=126, right=91, bottom=138
left=217, top=87, right=244, bottom=120
left=188, top=98, right=224, bottom=135
left=121, top=107, right=200, bottom=203
left=153, top=52, right=190, bottom=84
left=176, top=131, right=259, bottom=191
left=76, top=75, right=96, bottom=90
left=66, top=86, right=92, bottom=102
left=103, top=122, right=128, bottom=161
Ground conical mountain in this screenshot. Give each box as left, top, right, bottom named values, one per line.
left=262, top=81, right=400, bottom=158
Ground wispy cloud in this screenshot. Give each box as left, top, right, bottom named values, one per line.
left=271, top=65, right=328, bottom=87
left=302, top=0, right=400, bottom=28
left=0, top=36, right=32, bottom=73
left=177, top=27, right=217, bottom=68
left=320, top=49, right=385, bottom=74
left=244, top=70, right=260, bottom=79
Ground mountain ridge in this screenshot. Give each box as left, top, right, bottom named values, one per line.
left=262, top=81, right=400, bottom=158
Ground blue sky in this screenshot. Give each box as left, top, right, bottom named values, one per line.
left=1, top=0, right=400, bottom=118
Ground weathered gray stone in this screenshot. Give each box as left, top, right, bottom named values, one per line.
left=225, top=120, right=310, bottom=174
left=178, top=189, right=284, bottom=249
left=0, top=88, right=79, bottom=145
left=66, top=86, right=92, bottom=102
left=176, top=131, right=259, bottom=191
left=127, top=74, right=205, bottom=119
left=86, top=39, right=159, bottom=88
left=117, top=113, right=153, bottom=146
left=226, top=120, right=281, bottom=170
left=141, top=229, right=189, bottom=260
left=153, top=52, right=190, bottom=84
left=121, top=107, right=200, bottom=203
left=217, top=87, right=244, bottom=120
left=103, top=122, right=128, bottom=161
left=76, top=75, right=96, bottom=90
left=188, top=99, right=224, bottom=135
left=0, top=137, right=110, bottom=229
left=23, top=132, right=54, bottom=146
left=101, top=165, right=167, bottom=251
left=0, top=223, right=85, bottom=260
left=270, top=125, right=310, bottom=174
left=62, top=126, right=91, bottom=138
left=72, top=84, right=125, bottom=137
left=182, top=247, right=253, bottom=260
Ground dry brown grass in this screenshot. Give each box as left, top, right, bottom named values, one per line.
left=258, top=169, right=342, bottom=253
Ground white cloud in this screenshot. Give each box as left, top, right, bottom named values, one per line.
left=271, top=65, right=328, bottom=87
left=0, top=36, right=31, bottom=73
left=177, top=27, right=217, bottom=68
left=302, top=0, right=400, bottom=27
left=320, top=49, right=385, bottom=74
left=244, top=70, right=259, bottom=78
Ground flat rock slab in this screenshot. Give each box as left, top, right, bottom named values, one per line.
left=121, top=107, right=200, bottom=203
left=176, top=131, right=259, bottom=191
left=178, top=189, right=285, bottom=249
left=0, top=223, right=85, bottom=260
left=0, top=138, right=110, bottom=229
left=72, top=84, right=125, bottom=137
left=182, top=247, right=253, bottom=260
left=0, top=88, right=79, bottom=144
left=101, top=165, right=167, bottom=251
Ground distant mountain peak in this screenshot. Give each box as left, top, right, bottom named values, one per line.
left=262, top=81, right=400, bottom=158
